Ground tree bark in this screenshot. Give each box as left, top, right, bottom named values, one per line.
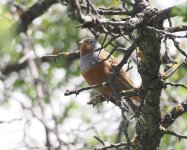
left=136, top=26, right=163, bottom=150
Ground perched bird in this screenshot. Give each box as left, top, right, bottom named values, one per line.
left=79, top=38, right=140, bottom=101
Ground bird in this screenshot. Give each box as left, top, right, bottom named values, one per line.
left=79, top=38, right=140, bottom=101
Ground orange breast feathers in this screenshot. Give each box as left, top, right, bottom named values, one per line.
left=80, top=50, right=137, bottom=96
left=79, top=38, right=140, bottom=101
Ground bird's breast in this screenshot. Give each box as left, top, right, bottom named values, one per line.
left=80, top=52, right=100, bottom=72
left=80, top=52, right=110, bottom=86
left=82, top=62, right=110, bottom=86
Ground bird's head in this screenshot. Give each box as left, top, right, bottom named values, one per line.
left=79, top=38, right=101, bottom=56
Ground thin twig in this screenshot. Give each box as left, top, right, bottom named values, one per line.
left=170, top=36, right=187, bottom=58
left=126, top=60, right=133, bottom=72
left=64, top=82, right=109, bottom=96
left=0, top=118, right=22, bottom=124
left=88, top=0, right=100, bottom=16
left=163, top=61, right=185, bottom=80
left=145, top=26, right=187, bottom=38
left=98, top=48, right=116, bottom=63
left=93, top=142, right=129, bottom=150
left=108, top=42, right=137, bottom=104
left=122, top=114, right=131, bottom=150
left=98, top=7, right=132, bottom=16
left=164, top=82, right=187, bottom=89
left=115, top=120, right=125, bottom=143
left=86, top=0, right=91, bottom=14
left=101, top=34, right=108, bottom=48
left=162, top=37, right=176, bottom=72
left=166, top=25, right=187, bottom=33
left=115, top=42, right=137, bottom=73
left=99, top=35, right=121, bottom=51
left=93, top=136, right=105, bottom=146
left=161, top=126, right=187, bottom=140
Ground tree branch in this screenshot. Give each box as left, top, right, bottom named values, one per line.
left=154, top=2, right=187, bottom=21
left=145, top=26, right=187, bottom=38
left=40, top=51, right=79, bottom=62
left=1, top=51, right=80, bottom=75
left=108, top=42, right=137, bottom=102
left=163, top=60, right=185, bottom=80
left=163, top=129, right=187, bottom=140
left=93, top=142, right=130, bottom=150
left=20, top=32, right=51, bottom=148
left=97, top=7, right=132, bottom=16
left=162, top=99, right=187, bottom=128
left=166, top=25, right=187, bottom=33
left=65, top=0, right=157, bottom=34
left=64, top=82, right=109, bottom=96
left=160, top=126, right=187, bottom=140
left=170, top=36, right=187, bottom=58
left=93, top=136, right=105, bottom=146
left=0, top=118, right=22, bottom=124
left=18, top=0, right=58, bottom=32
left=164, top=82, right=187, bottom=89
left=1, top=61, right=28, bottom=75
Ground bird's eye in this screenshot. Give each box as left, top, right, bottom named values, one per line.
left=89, top=40, right=94, bottom=45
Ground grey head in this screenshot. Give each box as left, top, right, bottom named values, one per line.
left=79, top=38, right=101, bottom=51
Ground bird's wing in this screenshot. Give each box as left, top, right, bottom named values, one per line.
left=99, top=50, right=135, bottom=90
left=117, top=68, right=135, bottom=89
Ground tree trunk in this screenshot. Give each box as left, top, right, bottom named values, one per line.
left=136, top=20, right=163, bottom=149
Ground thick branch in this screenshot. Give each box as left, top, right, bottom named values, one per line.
left=1, top=51, right=79, bottom=75
left=19, top=0, right=58, bottom=32
left=66, top=0, right=157, bottom=33
left=41, top=51, right=79, bottom=62
left=1, top=61, right=28, bottom=75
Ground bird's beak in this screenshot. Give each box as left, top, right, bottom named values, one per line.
left=78, top=40, right=84, bottom=45
left=79, top=40, right=89, bottom=46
